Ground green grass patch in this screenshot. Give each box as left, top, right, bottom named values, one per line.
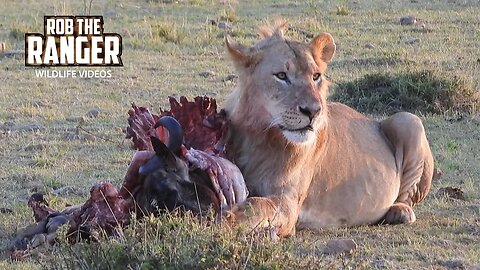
left=151, top=21, right=187, bottom=44
left=10, top=26, right=34, bottom=40
left=43, top=212, right=297, bottom=269
left=336, top=4, right=350, bottom=16
left=218, top=8, right=238, bottom=23
left=332, top=70, right=479, bottom=115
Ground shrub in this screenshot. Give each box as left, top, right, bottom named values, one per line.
left=151, top=22, right=187, bottom=44
left=10, top=25, right=33, bottom=40
left=219, top=8, right=238, bottom=23
left=331, top=70, right=479, bottom=115
left=336, top=4, right=350, bottom=16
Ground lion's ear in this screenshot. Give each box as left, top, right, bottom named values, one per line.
left=226, top=35, right=257, bottom=69
left=311, top=33, right=336, bottom=64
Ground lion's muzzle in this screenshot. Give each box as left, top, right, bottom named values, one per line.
left=299, top=104, right=321, bottom=121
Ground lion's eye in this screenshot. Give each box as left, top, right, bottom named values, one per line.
left=274, top=72, right=288, bottom=81
left=313, top=73, right=321, bottom=81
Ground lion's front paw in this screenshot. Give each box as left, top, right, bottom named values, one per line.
left=383, top=202, right=416, bottom=224
left=222, top=198, right=273, bottom=229
left=222, top=203, right=248, bottom=228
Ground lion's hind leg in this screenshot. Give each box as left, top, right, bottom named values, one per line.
left=380, top=112, right=434, bottom=225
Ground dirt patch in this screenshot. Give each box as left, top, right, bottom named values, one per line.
left=437, top=187, right=467, bottom=201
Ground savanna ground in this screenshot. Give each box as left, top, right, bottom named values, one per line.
left=1, top=0, right=479, bottom=269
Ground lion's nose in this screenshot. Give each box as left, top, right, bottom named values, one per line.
left=299, top=104, right=321, bottom=121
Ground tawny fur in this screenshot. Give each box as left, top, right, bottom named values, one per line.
left=224, top=20, right=434, bottom=236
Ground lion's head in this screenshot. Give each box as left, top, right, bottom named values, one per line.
left=225, top=20, right=336, bottom=144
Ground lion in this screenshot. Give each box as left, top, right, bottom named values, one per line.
left=223, top=20, right=434, bottom=237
